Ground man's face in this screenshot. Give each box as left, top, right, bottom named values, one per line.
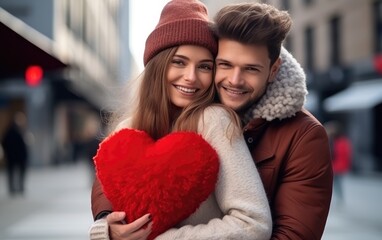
left=215, top=39, right=280, bottom=113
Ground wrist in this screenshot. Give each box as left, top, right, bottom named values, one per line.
left=89, top=218, right=109, bottom=240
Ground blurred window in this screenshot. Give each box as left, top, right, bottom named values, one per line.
left=82, top=1, right=88, bottom=45
left=65, top=0, right=70, bottom=28
left=330, top=15, right=341, bottom=65
left=304, top=26, right=314, bottom=72
left=281, top=0, right=291, bottom=11
left=303, top=0, right=314, bottom=6
left=284, top=35, right=293, bottom=53
left=71, top=1, right=83, bottom=40
left=374, top=0, right=382, bottom=53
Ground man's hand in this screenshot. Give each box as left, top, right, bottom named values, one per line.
left=107, top=212, right=152, bottom=240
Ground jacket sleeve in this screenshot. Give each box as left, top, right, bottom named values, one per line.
left=155, top=106, right=272, bottom=240
left=91, top=176, right=113, bottom=220
left=271, top=123, right=333, bottom=240
left=91, top=119, right=132, bottom=220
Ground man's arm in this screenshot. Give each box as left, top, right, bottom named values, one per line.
left=91, top=176, right=113, bottom=220
left=272, top=124, right=333, bottom=240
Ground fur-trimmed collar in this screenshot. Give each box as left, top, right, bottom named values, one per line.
left=243, top=47, right=307, bottom=123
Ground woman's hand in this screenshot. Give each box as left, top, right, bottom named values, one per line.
left=108, top=212, right=152, bottom=240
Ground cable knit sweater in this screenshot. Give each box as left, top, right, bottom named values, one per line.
left=154, top=106, right=272, bottom=240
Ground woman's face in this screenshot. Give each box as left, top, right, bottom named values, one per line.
left=166, top=45, right=214, bottom=108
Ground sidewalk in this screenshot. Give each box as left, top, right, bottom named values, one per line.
left=0, top=161, right=93, bottom=240
left=322, top=173, right=382, bottom=240
left=1, top=161, right=382, bottom=239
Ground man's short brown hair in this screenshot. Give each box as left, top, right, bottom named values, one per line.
left=213, top=3, right=292, bottom=65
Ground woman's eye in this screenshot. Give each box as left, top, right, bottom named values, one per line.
left=199, top=64, right=213, bottom=71
left=172, top=59, right=185, bottom=66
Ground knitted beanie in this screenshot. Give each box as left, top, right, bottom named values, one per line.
left=143, top=0, right=217, bottom=66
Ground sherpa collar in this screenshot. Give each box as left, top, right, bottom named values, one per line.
left=243, top=47, right=307, bottom=123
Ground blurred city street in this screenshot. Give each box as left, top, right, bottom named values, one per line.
left=0, top=161, right=93, bottom=240
left=1, top=161, right=382, bottom=240
left=322, top=172, right=382, bottom=240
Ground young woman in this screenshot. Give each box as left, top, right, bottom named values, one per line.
left=89, top=1, right=271, bottom=240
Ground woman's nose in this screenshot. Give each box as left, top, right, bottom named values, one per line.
left=184, top=66, right=197, bottom=82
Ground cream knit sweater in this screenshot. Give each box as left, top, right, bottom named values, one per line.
left=155, top=106, right=271, bottom=240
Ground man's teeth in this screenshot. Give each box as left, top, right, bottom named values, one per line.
left=226, top=88, right=245, bottom=94
left=176, top=86, right=197, bottom=93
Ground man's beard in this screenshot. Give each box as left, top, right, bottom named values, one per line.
left=235, top=97, right=262, bottom=118
left=234, top=76, right=271, bottom=117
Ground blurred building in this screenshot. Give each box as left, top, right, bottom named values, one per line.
left=0, top=0, right=133, bottom=166
left=203, top=0, right=382, bottom=173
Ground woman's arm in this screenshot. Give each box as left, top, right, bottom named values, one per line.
left=156, top=106, right=272, bottom=240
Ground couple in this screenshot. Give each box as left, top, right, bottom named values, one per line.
left=89, top=0, right=333, bottom=239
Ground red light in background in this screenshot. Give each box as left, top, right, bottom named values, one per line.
left=25, top=65, right=43, bottom=87
left=373, top=54, right=382, bottom=75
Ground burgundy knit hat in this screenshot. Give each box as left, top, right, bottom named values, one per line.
left=143, top=0, right=217, bottom=66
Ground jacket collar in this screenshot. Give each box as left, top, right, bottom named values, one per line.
left=242, top=47, right=307, bottom=124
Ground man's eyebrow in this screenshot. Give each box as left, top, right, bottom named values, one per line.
left=246, top=64, right=265, bottom=69
left=215, top=58, right=233, bottom=65
left=215, top=58, right=265, bottom=68
left=215, top=58, right=229, bottom=62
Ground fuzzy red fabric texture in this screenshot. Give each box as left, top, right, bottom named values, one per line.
left=94, top=128, right=219, bottom=240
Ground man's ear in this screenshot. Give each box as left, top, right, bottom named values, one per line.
left=268, top=57, right=281, bottom=83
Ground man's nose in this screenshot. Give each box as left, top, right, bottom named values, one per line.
left=229, top=67, right=242, bottom=85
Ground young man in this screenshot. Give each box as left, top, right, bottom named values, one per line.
left=213, top=3, right=333, bottom=239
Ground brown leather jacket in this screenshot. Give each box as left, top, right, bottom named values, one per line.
left=91, top=48, right=333, bottom=239
left=91, top=177, right=112, bottom=219
left=243, top=110, right=332, bottom=240
left=238, top=48, right=332, bottom=239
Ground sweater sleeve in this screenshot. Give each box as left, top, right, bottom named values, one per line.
left=155, top=106, right=272, bottom=240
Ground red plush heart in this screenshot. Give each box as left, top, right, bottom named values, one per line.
left=94, top=128, right=219, bottom=240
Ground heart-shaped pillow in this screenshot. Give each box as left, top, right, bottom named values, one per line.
left=94, top=128, right=219, bottom=240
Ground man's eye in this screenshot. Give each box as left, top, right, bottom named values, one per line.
left=217, top=62, right=231, bottom=68
left=246, top=67, right=259, bottom=72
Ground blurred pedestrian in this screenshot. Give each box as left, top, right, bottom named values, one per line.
left=325, top=121, right=352, bottom=203
left=1, top=112, right=29, bottom=196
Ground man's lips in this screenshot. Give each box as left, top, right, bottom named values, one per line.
left=222, top=86, right=249, bottom=95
